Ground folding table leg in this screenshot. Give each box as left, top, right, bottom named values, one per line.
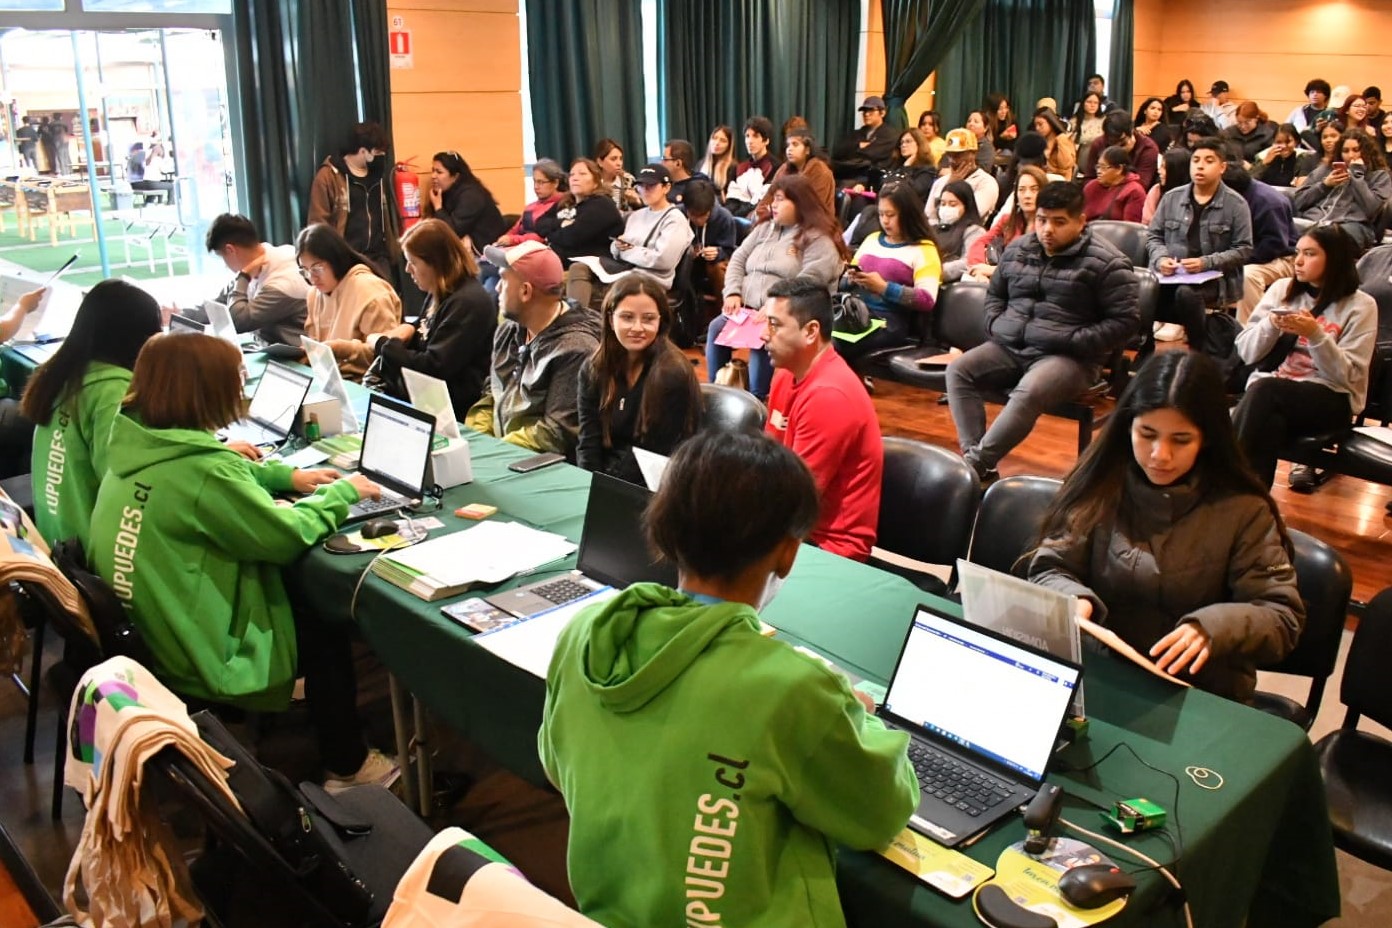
left=388, top=672, right=417, bottom=811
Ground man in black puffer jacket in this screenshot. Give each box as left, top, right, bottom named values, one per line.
left=947, top=182, right=1139, bottom=480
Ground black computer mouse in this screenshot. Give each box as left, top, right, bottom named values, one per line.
left=1057, top=863, right=1136, bottom=909
left=361, top=518, right=399, bottom=540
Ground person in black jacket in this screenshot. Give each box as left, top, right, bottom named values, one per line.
left=830, top=96, right=897, bottom=186
left=534, top=157, right=625, bottom=264
left=946, top=182, right=1140, bottom=481
left=576, top=273, right=701, bottom=484
left=422, top=150, right=507, bottom=251
left=369, top=218, right=496, bottom=414
left=683, top=179, right=740, bottom=305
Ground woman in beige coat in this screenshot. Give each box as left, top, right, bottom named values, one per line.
left=296, top=223, right=402, bottom=380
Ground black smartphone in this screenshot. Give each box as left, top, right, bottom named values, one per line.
left=507, top=451, right=565, bottom=474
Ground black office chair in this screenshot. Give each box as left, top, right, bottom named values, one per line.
left=868, top=438, right=982, bottom=596
left=1313, top=587, right=1392, bottom=871
left=963, top=476, right=1063, bottom=579
left=1251, top=529, right=1353, bottom=730
left=1088, top=220, right=1150, bottom=267
left=699, top=383, right=766, bottom=432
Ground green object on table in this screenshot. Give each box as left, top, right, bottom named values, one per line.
left=831, top=317, right=886, bottom=343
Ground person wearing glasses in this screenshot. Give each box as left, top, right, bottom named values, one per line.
left=1083, top=146, right=1146, bottom=222
left=421, top=150, right=507, bottom=253
left=307, top=121, right=398, bottom=279
left=296, top=223, right=402, bottom=381
left=576, top=274, right=701, bottom=484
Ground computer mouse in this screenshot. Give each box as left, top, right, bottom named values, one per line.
left=1057, top=863, right=1136, bottom=909
left=361, top=518, right=399, bottom=540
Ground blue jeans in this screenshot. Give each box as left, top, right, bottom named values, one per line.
left=705, top=315, right=772, bottom=400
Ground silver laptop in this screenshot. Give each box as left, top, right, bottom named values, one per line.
left=878, top=606, right=1082, bottom=847
left=219, top=361, right=312, bottom=447
left=343, top=392, right=437, bottom=521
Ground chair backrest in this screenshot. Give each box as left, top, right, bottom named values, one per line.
left=931, top=281, right=989, bottom=352
left=699, top=382, right=767, bottom=432
left=1338, top=588, right=1392, bottom=731
left=1356, top=244, right=1392, bottom=348
left=964, top=475, right=1063, bottom=578
left=1263, top=529, right=1353, bottom=718
left=1090, top=220, right=1150, bottom=267
left=1135, top=269, right=1159, bottom=335
left=878, top=437, right=983, bottom=568
left=49, top=538, right=153, bottom=668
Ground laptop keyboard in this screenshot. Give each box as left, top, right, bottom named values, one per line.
left=530, top=578, right=594, bottom=607
left=908, top=741, right=1015, bottom=817
left=352, top=496, right=402, bottom=516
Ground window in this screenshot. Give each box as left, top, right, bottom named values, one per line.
left=0, top=1, right=65, bottom=9
left=80, top=1, right=231, bottom=11
left=1095, top=0, right=1114, bottom=91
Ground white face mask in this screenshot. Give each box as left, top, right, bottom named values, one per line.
left=756, top=572, right=785, bottom=612
left=938, top=204, right=963, bottom=225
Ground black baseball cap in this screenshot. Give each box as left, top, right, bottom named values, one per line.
left=1210, top=81, right=1230, bottom=94
left=634, top=164, right=671, bottom=186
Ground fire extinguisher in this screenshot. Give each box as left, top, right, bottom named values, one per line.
left=395, top=158, right=422, bottom=231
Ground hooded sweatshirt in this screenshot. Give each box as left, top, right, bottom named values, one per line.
left=31, top=362, right=131, bottom=548
left=305, top=263, right=403, bottom=380
left=88, top=413, right=360, bottom=709
left=539, top=584, right=917, bottom=928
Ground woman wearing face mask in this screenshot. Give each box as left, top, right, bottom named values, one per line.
left=697, top=125, right=737, bottom=200
left=755, top=129, right=836, bottom=220
left=421, top=150, right=507, bottom=251
left=967, top=166, right=1046, bottom=280
left=932, top=180, right=986, bottom=282
left=576, top=274, right=701, bottom=484
left=540, top=428, right=918, bottom=928
left=594, top=138, right=642, bottom=212
left=1028, top=352, right=1304, bottom=704
left=1252, top=124, right=1306, bottom=188
left=1083, top=146, right=1146, bottom=223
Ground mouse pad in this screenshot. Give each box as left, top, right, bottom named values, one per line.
left=973, top=838, right=1127, bottom=927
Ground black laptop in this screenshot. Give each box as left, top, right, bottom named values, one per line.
left=878, top=606, right=1082, bottom=847
left=220, top=361, right=313, bottom=447
left=485, top=472, right=677, bottom=617
left=343, top=392, right=437, bottom=521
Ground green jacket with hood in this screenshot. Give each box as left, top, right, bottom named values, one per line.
left=539, top=584, right=917, bottom=928
left=89, top=413, right=360, bottom=709
left=30, top=362, right=131, bottom=548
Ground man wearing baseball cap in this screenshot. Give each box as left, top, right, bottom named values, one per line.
left=464, top=240, right=600, bottom=458
left=830, top=95, right=896, bottom=186
left=1204, top=81, right=1237, bottom=130
left=923, top=128, right=1000, bottom=224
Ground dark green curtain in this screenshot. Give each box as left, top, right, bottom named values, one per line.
left=1110, top=0, right=1134, bottom=120
left=881, top=0, right=988, bottom=130
left=527, top=0, right=647, bottom=167
left=232, top=0, right=390, bottom=244
left=663, top=0, right=859, bottom=159
left=935, top=0, right=1096, bottom=132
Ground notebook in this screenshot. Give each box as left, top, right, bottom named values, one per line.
left=343, top=392, right=436, bottom=521
left=485, top=472, right=677, bottom=617
left=219, top=361, right=313, bottom=447
left=878, top=606, right=1082, bottom=847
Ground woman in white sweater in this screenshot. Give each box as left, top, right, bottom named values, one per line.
left=1232, top=225, right=1378, bottom=489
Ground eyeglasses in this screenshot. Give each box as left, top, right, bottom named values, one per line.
left=613, top=311, right=661, bottom=329
left=298, top=262, right=327, bottom=281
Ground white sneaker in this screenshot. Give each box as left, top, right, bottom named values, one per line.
left=1153, top=322, right=1186, bottom=342
left=323, top=748, right=401, bottom=794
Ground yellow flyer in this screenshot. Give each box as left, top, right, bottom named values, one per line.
left=879, top=827, right=995, bottom=898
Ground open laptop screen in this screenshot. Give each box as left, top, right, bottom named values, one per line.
left=577, top=473, right=678, bottom=589
left=359, top=394, right=434, bottom=497
left=247, top=362, right=311, bottom=434
left=884, top=608, right=1080, bottom=783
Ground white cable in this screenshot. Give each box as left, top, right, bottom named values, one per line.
left=1059, top=816, right=1194, bottom=928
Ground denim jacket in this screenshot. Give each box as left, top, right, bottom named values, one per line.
left=1145, top=182, right=1254, bottom=306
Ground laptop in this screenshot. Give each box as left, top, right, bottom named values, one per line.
left=485, top=472, right=677, bottom=617
left=219, top=361, right=313, bottom=447
left=878, top=606, right=1082, bottom=847
left=203, top=299, right=240, bottom=345
left=343, top=392, right=437, bottom=521
left=168, top=313, right=205, bottom=335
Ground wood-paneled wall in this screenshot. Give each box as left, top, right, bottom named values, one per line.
left=860, top=1, right=937, bottom=127
left=386, top=0, right=525, bottom=213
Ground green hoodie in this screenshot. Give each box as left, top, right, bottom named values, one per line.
left=30, top=362, right=131, bottom=548
left=89, top=413, right=360, bottom=709
left=539, top=584, right=917, bottom=928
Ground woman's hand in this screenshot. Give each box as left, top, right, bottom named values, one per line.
left=345, top=474, right=381, bottom=500
left=1002, top=124, right=1017, bottom=140
left=967, top=263, right=996, bottom=280
left=1149, top=621, right=1212, bottom=676
left=1325, top=165, right=1350, bottom=187
left=226, top=440, right=262, bottom=461
left=429, top=187, right=443, bottom=210
left=722, top=295, right=743, bottom=317
left=1271, top=308, right=1321, bottom=339
left=853, top=269, right=888, bottom=295
left=16, top=287, right=47, bottom=315
left=291, top=468, right=340, bottom=494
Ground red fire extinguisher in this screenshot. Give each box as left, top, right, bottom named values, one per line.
left=395, top=158, right=422, bottom=231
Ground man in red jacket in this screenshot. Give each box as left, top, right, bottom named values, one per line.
left=762, top=277, right=882, bottom=561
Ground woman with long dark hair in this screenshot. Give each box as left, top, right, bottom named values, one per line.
left=297, top=223, right=402, bottom=380
left=21, top=280, right=162, bottom=545
left=1163, top=79, right=1197, bottom=126
left=1252, top=124, right=1306, bottom=188
left=880, top=127, right=938, bottom=200
left=985, top=92, right=1017, bottom=153
left=594, top=138, right=641, bottom=211
left=421, top=150, right=507, bottom=249
left=1028, top=352, right=1304, bottom=704
left=1233, top=225, right=1377, bottom=490
left=967, top=165, right=1047, bottom=280
left=0, top=287, right=47, bottom=478
left=1133, top=96, right=1173, bottom=153
left=1032, top=108, right=1077, bottom=178
left=1142, top=147, right=1191, bottom=224
left=576, top=274, right=701, bottom=483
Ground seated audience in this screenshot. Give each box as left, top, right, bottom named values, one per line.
left=368, top=218, right=495, bottom=414
left=89, top=333, right=396, bottom=789
left=1143, top=147, right=1191, bottom=224
left=0, top=288, right=46, bottom=478
left=986, top=93, right=1018, bottom=153
left=683, top=179, right=739, bottom=305
left=736, top=116, right=780, bottom=184
left=831, top=96, right=897, bottom=186
left=577, top=274, right=701, bottom=484
left=1381, top=112, right=1392, bottom=161
left=663, top=138, right=707, bottom=209
left=499, top=160, right=568, bottom=244
left=931, top=180, right=987, bottom=282
left=917, top=110, right=948, bottom=165
left=1145, top=140, right=1253, bottom=350
left=1288, top=78, right=1331, bottom=134
left=1364, top=87, right=1386, bottom=130
left=1339, top=94, right=1376, bottom=137
left=595, top=138, right=641, bottom=212
left=539, top=428, right=916, bottom=928
left=995, top=131, right=1063, bottom=212
left=880, top=127, right=938, bottom=201
left=467, top=242, right=600, bottom=458
left=1027, top=351, right=1303, bottom=704
left=764, top=278, right=883, bottom=561
left=1163, top=79, right=1198, bottom=127
left=1204, top=81, right=1237, bottom=130
left=1299, top=108, right=1340, bottom=155
left=534, top=158, right=626, bottom=298
left=297, top=223, right=402, bottom=380
left=1180, top=113, right=1221, bottom=151
left=1071, top=74, right=1119, bottom=117
left=697, top=124, right=737, bottom=200
left=838, top=183, right=941, bottom=365
left=184, top=214, right=308, bottom=346
left=1291, top=130, right=1392, bottom=251
left=1134, top=96, right=1173, bottom=154
left=23, top=280, right=161, bottom=546
left=1070, top=92, right=1106, bottom=153
left=1234, top=226, right=1377, bottom=490
left=1225, top=166, right=1299, bottom=323
left=1251, top=124, right=1306, bottom=188
left=1032, top=108, right=1077, bottom=179
left=1223, top=103, right=1277, bottom=165
left=1084, top=146, right=1146, bottom=223
left=947, top=182, right=1139, bottom=481
left=756, top=128, right=836, bottom=220
left=1083, top=111, right=1160, bottom=189
left=604, top=163, right=694, bottom=293
left=1295, top=120, right=1343, bottom=186
left=925, top=129, right=1000, bottom=224
left=709, top=174, right=845, bottom=400
left=422, top=151, right=507, bottom=250
left=967, top=166, right=1047, bottom=280
left=964, top=110, right=997, bottom=173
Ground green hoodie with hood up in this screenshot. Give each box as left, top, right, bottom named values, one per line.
left=89, top=413, right=360, bottom=709
left=30, top=361, right=131, bottom=548
left=539, top=583, right=917, bottom=928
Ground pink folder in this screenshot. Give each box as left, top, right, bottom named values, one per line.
left=713, top=310, right=767, bottom=349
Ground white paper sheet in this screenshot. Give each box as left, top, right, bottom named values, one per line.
left=401, top=367, right=461, bottom=439
left=475, top=587, right=618, bottom=678
left=631, top=447, right=669, bottom=491
left=380, top=520, right=577, bottom=588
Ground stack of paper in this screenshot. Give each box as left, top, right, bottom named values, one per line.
left=370, top=520, right=577, bottom=601
left=312, top=433, right=363, bottom=468
left=475, top=588, right=618, bottom=677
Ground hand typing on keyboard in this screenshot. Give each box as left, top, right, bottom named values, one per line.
left=346, top=474, right=382, bottom=500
